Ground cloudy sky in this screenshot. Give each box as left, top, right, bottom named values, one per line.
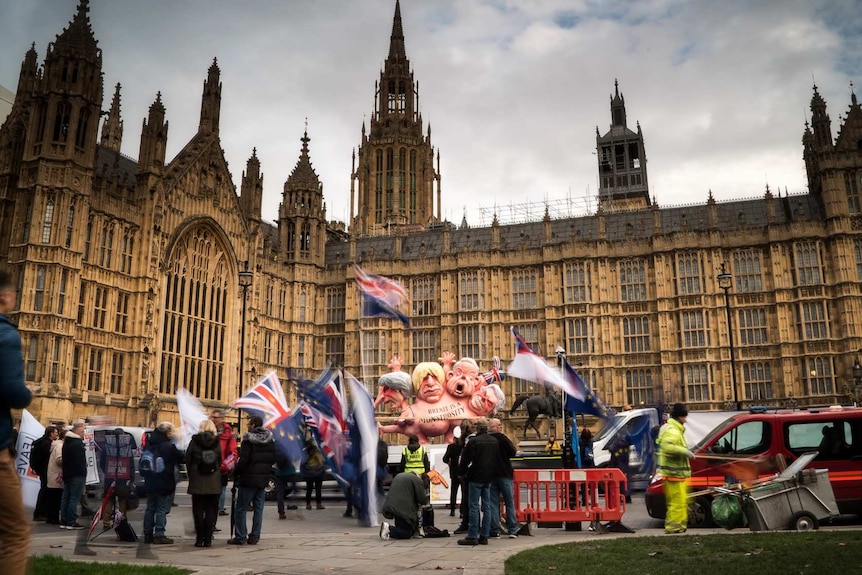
left=1, top=0, right=860, bottom=228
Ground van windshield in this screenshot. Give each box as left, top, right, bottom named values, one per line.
left=593, top=414, right=627, bottom=442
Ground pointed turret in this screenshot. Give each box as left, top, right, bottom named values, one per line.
left=809, top=84, right=833, bottom=151
left=279, top=130, right=326, bottom=265
left=138, top=92, right=168, bottom=175
left=240, top=148, right=263, bottom=222
left=388, top=0, right=407, bottom=64
left=198, top=58, right=222, bottom=135
left=596, top=80, right=649, bottom=210
left=100, top=83, right=123, bottom=153
left=16, top=44, right=39, bottom=100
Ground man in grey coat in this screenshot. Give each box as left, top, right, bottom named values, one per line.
left=379, top=472, right=429, bottom=540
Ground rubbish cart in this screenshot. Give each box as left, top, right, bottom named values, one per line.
left=741, top=452, right=838, bottom=531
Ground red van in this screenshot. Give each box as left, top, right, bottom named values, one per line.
left=644, top=406, right=862, bottom=527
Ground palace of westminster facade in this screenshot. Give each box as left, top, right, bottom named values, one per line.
left=2, top=1, right=862, bottom=434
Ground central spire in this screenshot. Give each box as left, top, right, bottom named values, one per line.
left=388, top=0, right=406, bottom=63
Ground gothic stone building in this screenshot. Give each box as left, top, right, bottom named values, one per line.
left=2, top=1, right=862, bottom=438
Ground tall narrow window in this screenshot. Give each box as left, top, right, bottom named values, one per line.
left=263, top=330, right=272, bottom=364
left=26, top=337, right=38, bottom=381
left=676, top=252, right=702, bottom=295
left=297, top=335, right=305, bottom=368
left=110, top=353, right=124, bottom=395
left=299, top=290, right=307, bottom=322
left=398, top=149, right=407, bottom=213
left=75, top=108, right=90, bottom=150
left=264, top=282, right=274, bottom=316
left=564, top=261, right=589, bottom=303
left=100, top=225, right=114, bottom=268
left=685, top=365, right=710, bottom=401
left=77, top=282, right=87, bottom=325
left=619, top=259, right=647, bottom=301
left=93, top=286, right=108, bottom=329
left=49, top=337, right=61, bottom=384
left=625, top=369, right=654, bottom=405
left=566, top=318, right=591, bottom=355
left=115, top=292, right=129, bottom=333
left=325, top=286, right=345, bottom=324
left=804, top=356, right=834, bottom=395
left=743, top=362, right=773, bottom=402
left=64, top=203, right=75, bottom=248
left=411, top=330, right=437, bottom=364
left=121, top=231, right=134, bottom=274
left=20, top=198, right=32, bottom=242
left=623, top=316, right=650, bottom=352
left=794, top=242, right=822, bottom=286
left=511, top=269, right=538, bottom=310
left=411, top=276, right=436, bottom=316
left=71, top=345, right=81, bottom=389
left=161, top=226, right=228, bottom=400
left=84, top=219, right=93, bottom=261
left=733, top=249, right=764, bottom=292
left=679, top=310, right=707, bottom=348
left=277, top=334, right=285, bottom=366
left=738, top=308, right=768, bottom=345
left=798, top=301, right=828, bottom=340
left=459, top=324, right=487, bottom=362
left=34, top=266, right=46, bottom=311
left=459, top=270, right=485, bottom=311
left=58, top=269, right=68, bottom=315
left=41, top=199, right=54, bottom=243
left=88, top=349, right=103, bottom=392
left=53, top=101, right=71, bottom=142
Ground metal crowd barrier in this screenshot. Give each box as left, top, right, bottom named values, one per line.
left=512, top=467, right=627, bottom=532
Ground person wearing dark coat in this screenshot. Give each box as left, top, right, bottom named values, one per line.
left=228, top=415, right=276, bottom=546
left=457, top=418, right=499, bottom=546
left=186, top=419, right=223, bottom=547
left=30, top=425, right=57, bottom=521
left=142, top=422, right=184, bottom=544
left=60, top=420, right=88, bottom=529
left=442, top=433, right=463, bottom=517
left=379, top=472, right=429, bottom=540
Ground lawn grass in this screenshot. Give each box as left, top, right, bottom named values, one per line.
left=505, top=531, right=862, bottom=575
left=27, top=555, right=193, bottom=575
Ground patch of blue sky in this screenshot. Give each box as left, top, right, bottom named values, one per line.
left=672, top=41, right=698, bottom=66
left=553, top=12, right=580, bottom=29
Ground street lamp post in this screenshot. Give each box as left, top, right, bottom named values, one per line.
left=237, top=261, right=254, bottom=435
left=717, top=262, right=740, bottom=411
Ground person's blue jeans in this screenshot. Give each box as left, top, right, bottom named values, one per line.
left=275, top=474, right=297, bottom=514
left=234, top=486, right=265, bottom=542
left=143, top=492, right=173, bottom=537
left=218, top=483, right=227, bottom=513
left=490, top=477, right=518, bottom=536
left=60, top=475, right=85, bottom=526
left=467, top=481, right=491, bottom=540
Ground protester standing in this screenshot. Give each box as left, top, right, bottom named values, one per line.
left=142, top=421, right=184, bottom=544
left=452, top=419, right=474, bottom=534
left=229, top=415, right=276, bottom=545
left=60, top=419, right=88, bottom=530
left=302, top=441, right=326, bottom=510
left=30, top=425, right=58, bottom=521
left=274, top=454, right=298, bottom=519
left=657, top=403, right=695, bottom=534
left=379, top=472, right=429, bottom=540
left=100, top=428, right=137, bottom=529
left=488, top=418, right=518, bottom=538
left=442, top=432, right=463, bottom=516
left=186, top=419, right=222, bottom=547
left=0, top=270, right=35, bottom=575
left=210, top=409, right=237, bottom=519
left=45, top=428, right=66, bottom=525
left=457, top=418, right=498, bottom=546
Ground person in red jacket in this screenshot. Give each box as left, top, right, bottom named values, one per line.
left=210, top=410, right=237, bottom=521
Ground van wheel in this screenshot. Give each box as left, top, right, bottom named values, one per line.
left=688, top=496, right=713, bottom=528
left=790, top=511, right=818, bottom=531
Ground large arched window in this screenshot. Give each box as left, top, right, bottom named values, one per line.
left=161, top=225, right=229, bottom=400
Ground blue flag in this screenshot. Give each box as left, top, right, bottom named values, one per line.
left=563, top=359, right=612, bottom=419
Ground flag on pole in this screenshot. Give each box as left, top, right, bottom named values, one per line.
left=482, top=355, right=506, bottom=384
left=562, top=360, right=612, bottom=419
left=15, top=409, right=43, bottom=509
left=235, top=371, right=305, bottom=469
left=507, top=327, right=584, bottom=400
left=292, top=367, right=347, bottom=429
left=346, top=370, right=379, bottom=527
left=353, top=264, right=410, bottom=327
left=176, top=387, right=209, bottom=450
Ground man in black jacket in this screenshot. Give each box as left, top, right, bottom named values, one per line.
left=142, top=421, right=184, bottom=544
left=30, top=425, right=57, bottom=521
left=228, top=415, right=276, bottom=546
left=60, top=420, right=88, bottom=529
left=488, top=418, right=518, bottom=538
left=457, top=418, right=499, bottom=546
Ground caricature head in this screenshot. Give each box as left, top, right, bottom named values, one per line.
left=377, top=371, right=413, bottom=409
left=469, top=383, right=505, bottom=416
left=445, top=357, right=481, bottom=398
left=411, top=362, right=445, bottom=403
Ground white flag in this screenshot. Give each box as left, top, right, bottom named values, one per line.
left=176, top=387, right=208, bottom=450
left=15, top=409, right=44, bottom=509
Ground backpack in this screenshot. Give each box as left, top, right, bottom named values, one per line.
left=29, top=436, right=47, bottom=474
left=198, top=448, right=218, bottom=475
left=139, top=446, right=164, bottom=476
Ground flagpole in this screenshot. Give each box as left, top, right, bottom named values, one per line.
left=556, top=346, right=580, bottom=469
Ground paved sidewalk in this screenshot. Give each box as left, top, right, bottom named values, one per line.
left=24, top=493, right=695, bottom=575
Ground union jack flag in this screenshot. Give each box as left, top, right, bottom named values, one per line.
left=482, top=355, right=506, bottom=384
left=353, top=264, right=410, bottom=327
left=292, top=367, right=347, bottom=430
left=300, top=401, right=348, bottom=467
left=234, top=371, right=292, bottom=428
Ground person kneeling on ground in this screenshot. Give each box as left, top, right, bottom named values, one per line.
left=379, top=472, right=430, bottom=540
